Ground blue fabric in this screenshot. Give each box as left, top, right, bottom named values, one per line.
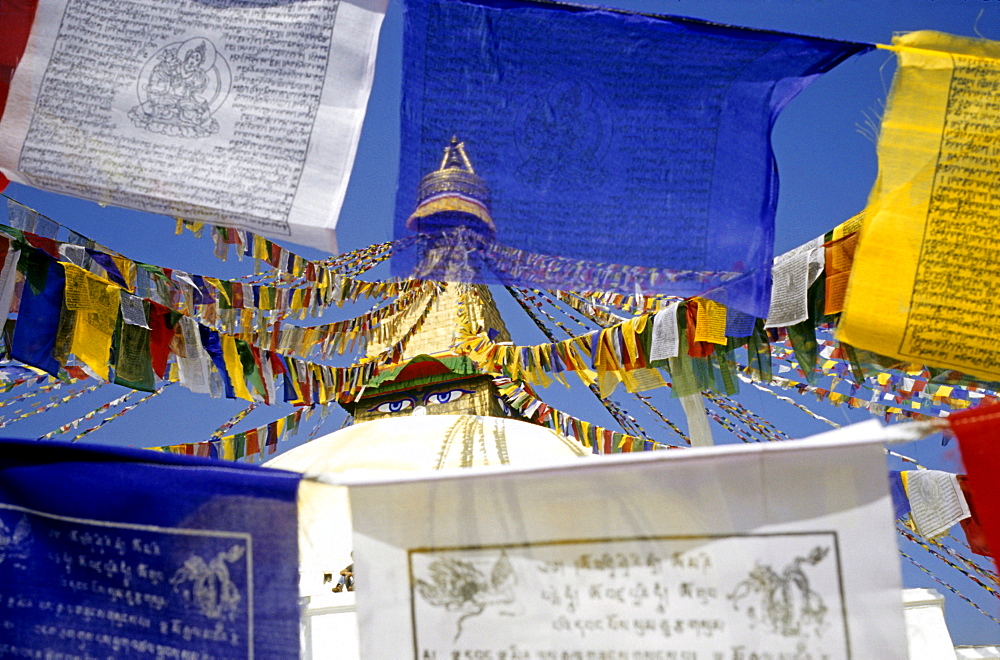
left=889, top=470, right=910, bottom=520
left=396, top=0, right=870, bottom=316
left=199, top=325, right=235, bottom=399
left=191, top=274, right=216, bottom=305
left=0, top=439, right=301, bottom=658
left=85, top=250, right=127, bottom=288
left=11, top=252, right=64, bottom=376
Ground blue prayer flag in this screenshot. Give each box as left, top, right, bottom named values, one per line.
left=0, top=439, right=301, bottom=658
left=11, top=251, right=64, bottom=376
left=889, top=470, right=910, bottom=520
left=395, top=0, right=870, bottom=316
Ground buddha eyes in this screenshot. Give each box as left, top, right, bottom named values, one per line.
left=370, top=398, right=414, bottom=413
left=424, top=388, right=473, bottom=405
left=367, top=388, right=475, bottom=414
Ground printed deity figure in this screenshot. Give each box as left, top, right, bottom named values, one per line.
left=130, top=38, right=223, bottom=138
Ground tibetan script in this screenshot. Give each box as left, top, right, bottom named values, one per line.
left=840, top=31, right=1000, bottom=379
left=0, top=0, right=387, bottom=251
left=409, top=534, right=849, bottom=660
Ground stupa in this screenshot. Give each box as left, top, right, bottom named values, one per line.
left=264, top=140, right=588, bottom=627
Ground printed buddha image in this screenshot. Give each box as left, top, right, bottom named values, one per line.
left=129, top=38, right=230, bottom=138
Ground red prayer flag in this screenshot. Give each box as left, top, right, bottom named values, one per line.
left=949, top=403, right=1000, bottom=570
left=957, top=475, right=991, bottom=557
left=0, top=0, right=39, bottom=191
left=147, top=301, right=176, bottom=379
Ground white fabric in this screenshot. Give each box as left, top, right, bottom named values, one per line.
left=119, top=293, right=150, bottom=329
left=0, top=0, right=387, bottom=252
left=175, top=316, right=211, bottom=395
left=343, top=420, right=907, bottom=658
left=0, top=246, right=20, bottom=319
left=679, top=392, right=713, bottom=446
left=649, top=301, right=680, bottom=361
left=765, top=236, right=825, bottom=328
left=906, top=469, right=971, bottom=539
left=57, top=243, right=88, bottom=267
left=265, top=415, right=589, bottom=597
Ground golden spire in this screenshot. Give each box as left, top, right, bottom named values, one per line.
left=406, top=136, right=495, bottom=235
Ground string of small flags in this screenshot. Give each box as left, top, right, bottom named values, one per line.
left=211, top=402, right=261, bottom=439
left=151, top=405, right=315, bottom=462
left=0, top=376, right=78, bottom=410
left=69, top=384, right=173, bottom=442
left=902, top=528, right=1000, bottom=592
left=493, top=377, right=682, bottom=452
left=898, top=525, right=1000, bottom=603
left=898, top=549, right=1000, bottom=626
left=0, top=382, right=105, bottom=429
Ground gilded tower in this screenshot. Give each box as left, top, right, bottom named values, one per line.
left=349, top=138, right=513, bottom=424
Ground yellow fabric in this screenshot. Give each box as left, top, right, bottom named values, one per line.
left=839, top=31, right=1000, bottom=379
left=258, top=285, right=272, bottom=310
left=622, top=317, right=642, bottom=364
left=694, top=298, right=728, bottom=345
left=206, top=277, right=230, bottom=306
left=832, top=211, right=864, bottom=241
left=221, top=335, right=254, bottom=401
left=253, top=235, right=269, bottom=261
left=824, top=232, right=858, bottom=315
left=111, top=255, right=135, bottom=292
left=621, top=366, right=667, bottom=393
left=63, top=264, right=120, bottom=381
left=530, top=345, right=553, bottom=388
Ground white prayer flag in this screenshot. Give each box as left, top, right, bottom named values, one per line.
left=765, top=236, right=825, bottom=328
left=344, top=420, right=907, bottom=658
left=906, top=469, right=971, bottom=540
left=649, top=301, right=681, bottom=361
left=0, top=0, right=387, bottom=252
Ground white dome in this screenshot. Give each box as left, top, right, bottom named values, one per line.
left=264, top=415, right=588, bottom=595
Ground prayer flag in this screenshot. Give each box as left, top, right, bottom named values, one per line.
left=903, top=469, right=970, bottom=540
left=114, top=298, right=156, bottom=392
left=11, top=250, right=64, bottom=376
left=63, top=264, right=120, bottom=381
left=0, top=438, right=302, bottom=657
left=0, top=0, right=388, bottom=252
left=395, top=0, right=869, bottom=316
left=345, top=420, right=906, bottom=657
left=0, top=0, right=38, bottom=191
left=950, top=403, right=1000, bottom=569
left=839, top=31, right=1000, bottom=379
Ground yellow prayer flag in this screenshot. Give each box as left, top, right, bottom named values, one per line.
left=839, top=32, right=1000, bottom=379
left=694, top=298, right=728, bottom=345
left=111, top=255, right=135, bottom=292
left=824, top=232, right=858, bottom=315
left=622, top=366, right=667, bottom=393
left=832, top=211, right=864, bottom=241
left=622, top=317, right=642, bottom=364
left=221, top=335, right=254, bottom=401
left=63, top=264, right=119, bottom=381
left=205, top=277, right=230, bottom=306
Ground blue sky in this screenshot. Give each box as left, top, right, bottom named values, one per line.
left=2, top=0, right=999, bottom=645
